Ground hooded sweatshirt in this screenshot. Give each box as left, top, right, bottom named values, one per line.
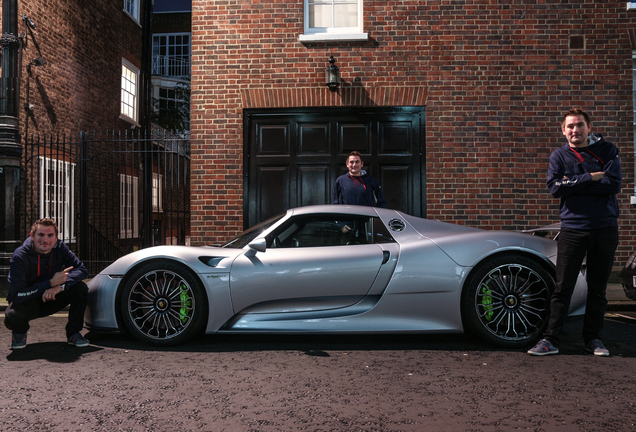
left=7, top=237, right=88, bottom=304
left=546, top=134, right=621, bottom=229
left=332, top=170, right=387, bottom=208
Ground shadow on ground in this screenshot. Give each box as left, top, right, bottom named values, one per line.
left=82, top=316, right=636, bottom=357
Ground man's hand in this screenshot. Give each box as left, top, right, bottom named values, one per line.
left=42, top=285, right=64, bottom=303
left=50, top=266, right=73, bottom=287
left=590, top=171, right=605, bottom=181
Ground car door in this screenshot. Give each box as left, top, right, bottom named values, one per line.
left=229, top=214, right=388, bottom=314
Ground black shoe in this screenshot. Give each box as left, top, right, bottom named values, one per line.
left=11, top=332, right=27, bottom=350
left=67, top=333, right=90, bottom=347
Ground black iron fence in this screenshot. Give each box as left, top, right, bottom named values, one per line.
left=21, top=130, right=190, bottom=276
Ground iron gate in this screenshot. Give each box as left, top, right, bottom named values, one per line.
left=20, top=130, right=190, bottom=276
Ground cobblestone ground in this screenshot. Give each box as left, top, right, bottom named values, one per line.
left=1, top=314, right=635, bottom=432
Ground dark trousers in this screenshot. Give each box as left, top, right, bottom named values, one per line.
left=4, top=281, right=88, bottom=338
left=544, top=227, right=618, bottom=346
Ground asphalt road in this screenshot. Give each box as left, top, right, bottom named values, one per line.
left=1, top=311, right=635, bottom=432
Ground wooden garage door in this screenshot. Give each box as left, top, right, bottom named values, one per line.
left=243, top=107, right=425, bottom=228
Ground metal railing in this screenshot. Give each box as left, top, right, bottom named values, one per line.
left=20, top=130, right=191, bottom=276
left=151, top=55, right=190, bottom=78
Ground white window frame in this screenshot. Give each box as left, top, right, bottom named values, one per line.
left=123, top=0, right=140, bottom=23
left=152, top=172, right=163, bottom=213
left=119, top=174, right=139, bottom=239
left=300, top=0, right=368, bottom=42
left=39, top=157, right=75, bottom=243
left=121, top=59, right=139, bottom=124
left=152, top=32, right=191, bottom=78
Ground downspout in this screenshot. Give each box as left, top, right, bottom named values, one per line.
left=140, top=0, right=154, bottom=247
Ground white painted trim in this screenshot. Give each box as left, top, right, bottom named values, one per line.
left=299, top=33, right=368, bottom=42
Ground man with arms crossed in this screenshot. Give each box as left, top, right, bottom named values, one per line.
left=528, top=109, right=621, bottom=356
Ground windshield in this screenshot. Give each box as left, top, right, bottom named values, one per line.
left=220, top=213, right=286, bottom=249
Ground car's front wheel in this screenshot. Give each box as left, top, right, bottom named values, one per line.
left=461, top=254, right=554, bottom=348
left=120, top=261, right=208, bottom=346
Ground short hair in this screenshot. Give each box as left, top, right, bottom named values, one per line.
left=30, top=218, right=59, bottom=237
left=561, top=108, right=590, bottom=127
left=346, top=151, right=363, bottom=163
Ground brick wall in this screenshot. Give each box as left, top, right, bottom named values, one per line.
left=9, top=0, right=144, bottom=135
left=191, top=0, right=636, bottom=265
left=153, top=11, right=191, bottom=33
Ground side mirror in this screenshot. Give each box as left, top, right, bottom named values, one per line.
left=245, top=238, right=266, bottom=257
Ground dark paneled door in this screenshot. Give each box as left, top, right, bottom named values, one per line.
left=243, top=107, right=425, bottom=228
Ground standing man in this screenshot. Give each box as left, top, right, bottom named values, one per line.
left=332, top=151, right=387, bottom=208
left=528, top=108, right=621, bottom=357
left=5, top=218, right=90, bottom=349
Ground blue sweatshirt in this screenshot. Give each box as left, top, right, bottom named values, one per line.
left=7, top=237, right=88, bottom=304
left=546, top=134, right=621, bottom=229
left=332, top=170, right=387, bottom=208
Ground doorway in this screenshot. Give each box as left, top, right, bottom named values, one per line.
left=243, top=107, right=425, bottom=228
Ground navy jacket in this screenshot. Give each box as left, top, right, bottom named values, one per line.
left=332, top=171, right=387, bottom=208
left=7, top=237, right=88, bottom=304
left=546, top=134, right=621, bottom=229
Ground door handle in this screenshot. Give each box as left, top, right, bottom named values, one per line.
left=382, top=250, right=390, bottom=264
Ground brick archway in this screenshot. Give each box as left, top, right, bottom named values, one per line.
left=241, top=86, right=428, bottom=109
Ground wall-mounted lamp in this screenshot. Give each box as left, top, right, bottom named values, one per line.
left=23, top=14, right=36, bottom=30
left=27, top=57, right=46, bottom=73
left=325, top=55, right=340, bottom=92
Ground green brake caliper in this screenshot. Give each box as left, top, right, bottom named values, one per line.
left=179, top=284, right=192, bottom=324
left=481, top=285, right=494, bottom=321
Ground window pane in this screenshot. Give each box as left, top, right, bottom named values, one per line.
left=308, top=4, right=333, bottom=28
left=121, top=63, right=138, bottom=121
left=119, top=174, right=139, bottom=238
left=334, top=4, right=357, bottom=28
left=39, top=157, right=75, bottom=242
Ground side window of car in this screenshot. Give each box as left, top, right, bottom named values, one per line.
left=268, top=214, right=378, bottom=248
left=373, top=217, right=396, bottom=244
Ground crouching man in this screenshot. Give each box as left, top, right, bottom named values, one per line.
left=5, top=218, right=89, bottom=349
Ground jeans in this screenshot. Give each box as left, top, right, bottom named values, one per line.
left=544, top=227, right=618, bottom=346
left=4, top=281, right=88, bottom=338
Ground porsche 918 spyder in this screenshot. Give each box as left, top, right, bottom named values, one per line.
left=85, top=205, right=587, bottom=348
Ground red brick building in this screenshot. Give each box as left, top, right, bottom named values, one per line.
left=190, top=1, right=636, bottom=267
left=1, top=1, right=146, bottom=135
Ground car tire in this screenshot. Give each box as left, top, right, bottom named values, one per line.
left=120, top=261, right=208, bottom=346
left=461, top=254, right=554, bottom=349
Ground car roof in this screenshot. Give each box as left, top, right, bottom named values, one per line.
left=288, top=204, right=387, bottom=218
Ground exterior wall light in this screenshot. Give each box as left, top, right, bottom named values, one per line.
left=325, top=55, right=340, bottom=92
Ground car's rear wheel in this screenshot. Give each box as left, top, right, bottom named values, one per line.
left=461, top=254, right=554, bottom=348
left=120, top=261, right=207, bottom=346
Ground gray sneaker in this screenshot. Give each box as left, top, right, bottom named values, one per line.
left=67, top=333, right=90, bottom=347
left=585, top=339, right=609, bottom=356
left=11, top=332, right=27, bottom=350
left=527, top=338, right=559, bottom=356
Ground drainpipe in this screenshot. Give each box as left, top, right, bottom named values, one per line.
left=0, top=0, right=23, bottom=296
left=140, top=0, right=154, bottom=247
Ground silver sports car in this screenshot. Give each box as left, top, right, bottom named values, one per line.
left=85, top=205, right=587, bottom=348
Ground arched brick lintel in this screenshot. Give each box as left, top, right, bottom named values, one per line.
left=241, top=86, right=428, bottom=109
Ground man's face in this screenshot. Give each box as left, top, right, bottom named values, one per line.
left=31, top=225, right=58, bottom=255
left=561, top=114, right=591, bottom=148
left=346, top=156, right=363, bottom=176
